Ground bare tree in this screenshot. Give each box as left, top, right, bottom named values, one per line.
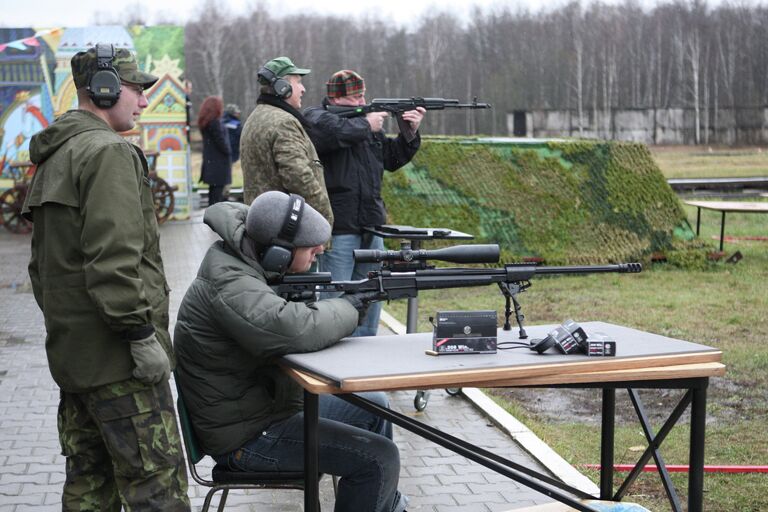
left=186, top=0, right=233, bottom=99
left=569, top=3, right=585, bottom=135
left=179, top=0, right=768, bottom=140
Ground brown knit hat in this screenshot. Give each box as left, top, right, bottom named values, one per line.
left=326, top=70, right=365, bottom=98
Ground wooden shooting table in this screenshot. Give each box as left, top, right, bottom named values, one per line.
left=685, top=200, right=768, bottom=251
left=281, top=321, right=724, bottom=512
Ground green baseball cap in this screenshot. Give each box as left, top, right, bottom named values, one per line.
left=71, top=46, right=158, bottom=90
left=260, top=56, right=311, bottom=82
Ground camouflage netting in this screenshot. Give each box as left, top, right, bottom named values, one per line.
left=381, top=138, right=700, bottom=265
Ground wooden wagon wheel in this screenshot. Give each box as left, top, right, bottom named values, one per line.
left=0, top=185, right=32, bottom=234
left=151, top=175, right=176, bottom=225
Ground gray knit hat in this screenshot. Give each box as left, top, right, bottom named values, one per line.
left=246, top=191, right=330, bottom=248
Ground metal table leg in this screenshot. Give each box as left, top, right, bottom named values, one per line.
left=600, top=388, right=615, bottom=500
left=304, top=390, right=319, bottom=512
left=719, top=211, right=726, bottom=252
left=695, top=207, right=701, bottom=236
left=689, top=381, right=708, bottom=512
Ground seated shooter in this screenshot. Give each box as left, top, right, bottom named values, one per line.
left=173, top=191, right=409, bottom=512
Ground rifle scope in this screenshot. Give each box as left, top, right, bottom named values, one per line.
left=354, top=244, right=500, bottom=264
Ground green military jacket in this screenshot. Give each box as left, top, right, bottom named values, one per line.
left=22, top=110, right=173, bottom=392
left=173, top=202, right=358, bottom=456
left=240, top=101, right=334, bottom=226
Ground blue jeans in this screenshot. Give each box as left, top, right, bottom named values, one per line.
left=215, top=392, right=406, bottom=512
left=318, top=233, right=384, bottom=337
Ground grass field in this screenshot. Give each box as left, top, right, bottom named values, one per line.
left=385, top=145, right=768, bottom=511
left=650, top=145, right=768, bottom=179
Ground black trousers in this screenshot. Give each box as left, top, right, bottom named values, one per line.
left=208, top=185, right=225, bottom=205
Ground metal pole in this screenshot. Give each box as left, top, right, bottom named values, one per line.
left=406, top=297, right=418, bottom=333
left=406, top=239, right=421, bottom=334
left=406, top=241, right=428, bottom=409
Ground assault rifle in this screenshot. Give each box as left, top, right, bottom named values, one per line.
left=274, top=244, right=642, bottom=339
left=326, top=97, right=491, bottom=142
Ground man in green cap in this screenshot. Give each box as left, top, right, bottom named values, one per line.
left=240, top=56, right=333, bottom=225
left=22, top=44, right=190, bottom=511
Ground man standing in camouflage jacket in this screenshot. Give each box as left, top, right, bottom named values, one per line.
left=240, top=56, right=333, bottom=225
left=22, top=45, right=190, bottom=511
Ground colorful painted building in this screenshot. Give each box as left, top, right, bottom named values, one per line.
left=0, top=25, right=191, bottom=220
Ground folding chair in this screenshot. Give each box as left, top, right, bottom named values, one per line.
left=175, top=383, right=307, bottom=512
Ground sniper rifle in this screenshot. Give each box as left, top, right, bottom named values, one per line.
left=274, top=244, right=642, bottom=339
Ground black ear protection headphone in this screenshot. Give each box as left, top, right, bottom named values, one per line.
left=88, top=44, right=122, bottom=109
left=260, top=194, right=305, bottom=273
left=529, top=320, right=588, bottom=354
left=257, top=66, right=293, bottom=99
left=529, top=336, right=556, bottom=354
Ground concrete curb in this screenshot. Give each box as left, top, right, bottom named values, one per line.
left=379, top=309, right=600, bottom=497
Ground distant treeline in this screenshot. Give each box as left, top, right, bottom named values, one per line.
left=184, top=0, right=768, bottom=141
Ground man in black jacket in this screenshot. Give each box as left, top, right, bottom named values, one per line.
left=304, top=70, right=425, bottom=336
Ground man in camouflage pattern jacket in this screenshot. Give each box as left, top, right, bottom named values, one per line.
left=240, top=56, right=333, bottom=225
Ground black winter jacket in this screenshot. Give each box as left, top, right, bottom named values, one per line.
left=304, top=101, right=420, bottom=234
left=200, top=119, right=232, bottom=186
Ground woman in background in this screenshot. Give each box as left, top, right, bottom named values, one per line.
left=198, top=96, right=231, bottom=205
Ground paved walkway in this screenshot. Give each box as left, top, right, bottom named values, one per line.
left=0, top=209, right=579, bottom=511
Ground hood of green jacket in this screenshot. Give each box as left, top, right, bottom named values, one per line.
left=203, top=201, right=283, bottom=281
left=30, top=110, right=111, bottom=165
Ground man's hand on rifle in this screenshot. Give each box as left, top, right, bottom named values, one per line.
left=341, top=290, right=386, bottom=325
left=401, top=106, right=426, bottom=132
left=366, top=112, right=388, bottom=132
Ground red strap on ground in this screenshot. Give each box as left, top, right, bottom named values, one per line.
left=712, top=235, right=768, bottom=242
left=583, top=464, right=768, bottom=473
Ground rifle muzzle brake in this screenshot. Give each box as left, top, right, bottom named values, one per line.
left=619, top=263, right=643, bottom=273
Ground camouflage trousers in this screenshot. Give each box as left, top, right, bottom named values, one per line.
left=57, top=378, right=190, bottom=511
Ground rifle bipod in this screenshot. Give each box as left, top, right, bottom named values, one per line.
left=498, top=281, right=530, bottom=339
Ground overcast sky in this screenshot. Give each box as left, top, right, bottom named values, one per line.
left=0, top=0, right=718, bottom=30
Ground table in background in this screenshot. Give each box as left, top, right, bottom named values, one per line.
left=684, top=200, right=768, bottom=251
